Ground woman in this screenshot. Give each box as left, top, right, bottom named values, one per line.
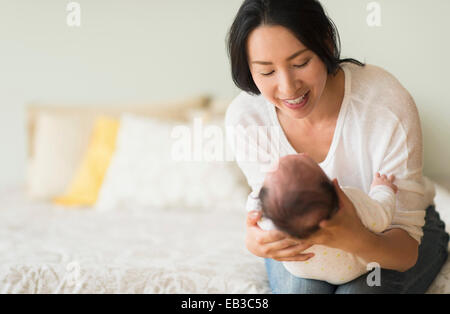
left=225, top=0, right=449, bottom=293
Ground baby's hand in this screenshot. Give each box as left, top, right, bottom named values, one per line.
left=371, top=172, right=398, bottom=193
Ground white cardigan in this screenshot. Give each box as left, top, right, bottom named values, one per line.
left=225, top=62, right=436, bottom=244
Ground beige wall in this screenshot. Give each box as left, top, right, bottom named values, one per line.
left=0, top=0, right=449, bottom=188
left=321, top=0, right=450, bottom=183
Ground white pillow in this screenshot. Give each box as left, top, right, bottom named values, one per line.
left=27, top=113, right=93, bottom=199
left=26, top=96, right=210, bottom=200
left=96, top=114, right=250, bottom=211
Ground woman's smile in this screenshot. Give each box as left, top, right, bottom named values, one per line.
left=280, top=91, right=311, bottom=110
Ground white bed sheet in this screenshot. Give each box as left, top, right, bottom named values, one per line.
left=0, top=181, right=449, bottom=294
left=0, top=187, right=269, bottom=293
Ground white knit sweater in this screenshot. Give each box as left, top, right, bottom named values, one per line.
left=225, top=62, right=436, bottom=244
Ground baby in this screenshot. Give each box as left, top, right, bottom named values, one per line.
left=258, top=153, right=398, bottom=284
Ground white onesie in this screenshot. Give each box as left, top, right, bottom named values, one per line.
left=257, top=184, right=396, bottom=285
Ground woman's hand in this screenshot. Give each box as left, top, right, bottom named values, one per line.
left=302, top=178, right=370, bottom=253
left=246, top=210, right=315, bottom=262
left=245, top=178, right=370, bottom=260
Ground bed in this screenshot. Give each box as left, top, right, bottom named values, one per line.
left=0, top=185, right=270, bottom=293
left=0, top=180, right=449, bottom=293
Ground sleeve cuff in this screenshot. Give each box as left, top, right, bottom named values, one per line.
left=369, top=184, right=396, bottom=198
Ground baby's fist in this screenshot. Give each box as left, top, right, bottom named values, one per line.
left=371, top=172, right=398, bottom=193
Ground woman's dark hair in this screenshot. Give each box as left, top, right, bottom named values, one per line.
left=227, top=0, right=365, bottom=95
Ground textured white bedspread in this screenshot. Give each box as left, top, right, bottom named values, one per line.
left=0, top=187, right=269, bottom=293
left=0, top=183, right=449, bottom=294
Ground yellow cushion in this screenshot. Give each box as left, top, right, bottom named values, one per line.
left=53, top=117, right=120, bottom=207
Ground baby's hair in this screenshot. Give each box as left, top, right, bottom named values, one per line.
left=259, top=178, right=338, bottom=238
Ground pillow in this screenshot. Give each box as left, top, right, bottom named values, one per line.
left=53, top=117, right=120, bottom=207
left=26, top=96, right=210, bottom=200
left=27, top=113, right=94, bottom=199
left=95, top=114, right=250, bottom=212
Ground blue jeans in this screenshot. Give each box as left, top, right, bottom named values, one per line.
left=265, top=205, right=449, bottom=294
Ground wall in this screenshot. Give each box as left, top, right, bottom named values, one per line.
left=0, top=0, right=449, bottom=188
left=321, top=0, right=450, bottom=182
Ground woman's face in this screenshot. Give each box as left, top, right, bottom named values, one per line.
left=246, top=25, right=329, bottom=120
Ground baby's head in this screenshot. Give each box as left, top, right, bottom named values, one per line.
left=258, top=154, right=338, bottom=239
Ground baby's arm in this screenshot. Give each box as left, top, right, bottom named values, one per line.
left=346, top=172, right=398, bottom=233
